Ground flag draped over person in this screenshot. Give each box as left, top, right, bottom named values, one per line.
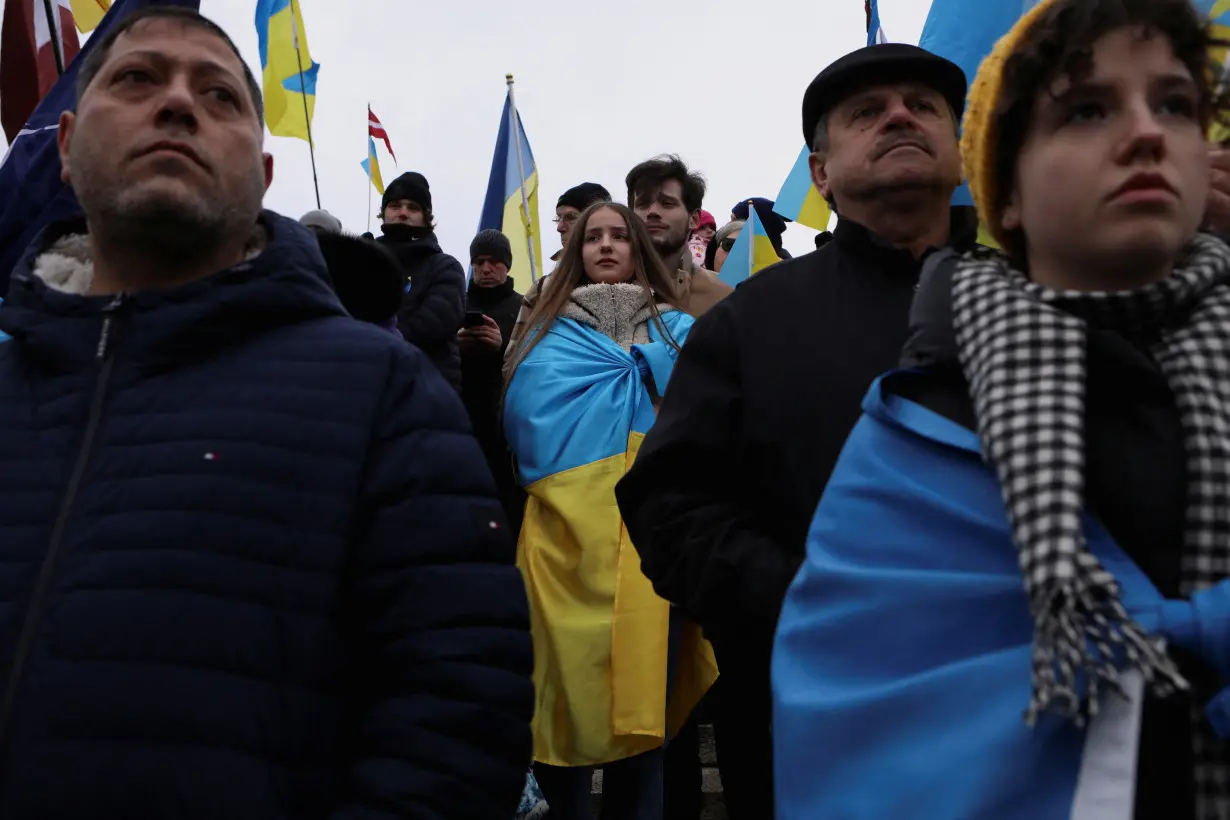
left=71, top=0, right=113, bottom=31
left=1, top=0, right=81, bottom=142
left=254, top=0, right=319, bottom=142
left=478, top=76, right=543, bottom=284
left=0, top=0, right=200, bottom=295
left=718, top=202, right=779, bottom=287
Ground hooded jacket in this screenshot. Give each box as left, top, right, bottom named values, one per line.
left=0, top=212, right=533, bottom=819
left=314, top=231, right=403, bottom=332
left=377, top=224, right=466, bottom=391
left=773, top=248, right=1201, bottom=819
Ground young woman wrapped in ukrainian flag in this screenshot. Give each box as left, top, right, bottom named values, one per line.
left=502, top=202, right=716, bottom=817
left=774, top=1, right=1230, bottom=818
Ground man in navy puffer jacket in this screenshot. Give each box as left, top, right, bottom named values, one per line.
left=0, top=8, right=533, bottom=819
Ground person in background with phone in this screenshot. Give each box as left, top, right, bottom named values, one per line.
left=460, top=229, right=526, bottom=531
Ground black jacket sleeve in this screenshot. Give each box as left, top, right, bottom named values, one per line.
left=398, top=255, right=466, bottom=351
left=333, top=346, right=533, bottom=820
left=615, top=299, right=802, bottom=635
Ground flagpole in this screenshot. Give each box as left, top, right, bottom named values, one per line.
left=288, top=0, right=321, bottom=209
left=747, top=199, right=754, bottom=273
left=505, top=74, right=538, bottom=283
left=41, top=0, right=65, bottom=76
left=366, top=104, right=373, bottom=234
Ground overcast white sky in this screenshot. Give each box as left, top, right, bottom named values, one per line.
left=1, top=0, right=931, bottom=263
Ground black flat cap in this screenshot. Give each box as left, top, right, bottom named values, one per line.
left=802, top=44, right=967, bottom=148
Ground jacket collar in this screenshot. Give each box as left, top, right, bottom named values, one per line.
left=832, top=206, right=980, bottom=274
left=1, top=210, right=346, bottom=372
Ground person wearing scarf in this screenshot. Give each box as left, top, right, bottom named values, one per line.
left=773, top=1, right=1230, bottom=818
left=503, top=202, right=717, bottom=819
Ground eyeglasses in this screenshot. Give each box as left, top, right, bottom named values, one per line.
left=553, top=214, right=578, bottom=226
left=719, top=237, right=738, bottom=252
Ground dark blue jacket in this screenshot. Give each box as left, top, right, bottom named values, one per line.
left=0, top=212, right=534, bottom=819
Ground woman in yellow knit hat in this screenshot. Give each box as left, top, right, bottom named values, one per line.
left=772, top=1, right=1230, bottom=818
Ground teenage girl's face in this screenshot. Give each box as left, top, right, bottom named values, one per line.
left=582, top=207, right=635, bottom=284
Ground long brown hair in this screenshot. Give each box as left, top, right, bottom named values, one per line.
left=506, top=202, right=684, bottom=377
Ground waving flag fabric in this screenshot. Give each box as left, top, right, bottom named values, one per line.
left=479, top=89, right=543, bottom=283
left=1, top=0, right=80, bottom=142
left=0, top=0, right=200, bottom=295
left=773, top=145, right=831, bottom=232
left=360, top=136, right=385, bottom=195
left=70, top=0, right=112, bottom=31
left=718, top=202, right=780, bottom=287
left=368, top=107, right=396, bottom=164
left=255, top=0, right=319, bottom=142
left=866, top=0, right=886, bottom=46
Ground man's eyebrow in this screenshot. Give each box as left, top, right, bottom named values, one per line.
left=108, top=49, right=242, bottom=82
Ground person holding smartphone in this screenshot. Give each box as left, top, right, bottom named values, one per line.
left=460, top=230, right=526, bottom=531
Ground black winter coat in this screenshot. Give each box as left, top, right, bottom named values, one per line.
left=378, top=225, right=466, bottom=391
left=0, top=212, right=534, bottom=820
left=460, top=277, right=525, bottom=531
left=616, top=211, right=978, bottom=663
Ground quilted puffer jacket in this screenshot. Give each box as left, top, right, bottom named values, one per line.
left=0, top=212, right=534, bottom=819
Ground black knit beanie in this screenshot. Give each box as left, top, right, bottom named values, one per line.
left=557, top=182, right=611, bottom=212
left=470, top=229, right=513, bottom=267
left=383, top=172, right=432, bottom=213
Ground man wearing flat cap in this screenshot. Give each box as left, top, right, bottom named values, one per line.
left=616, top=43, right=981, bottom=818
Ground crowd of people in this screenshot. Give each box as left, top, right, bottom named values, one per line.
left=4, top=0, right=1230, bottom=817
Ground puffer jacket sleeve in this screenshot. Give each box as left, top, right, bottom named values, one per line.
left=332, top=346, right=533, bottom=820
left=398, top=254, right=466, bottom=351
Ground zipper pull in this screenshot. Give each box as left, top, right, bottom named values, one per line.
left=95, top=294, right=125, bottom=361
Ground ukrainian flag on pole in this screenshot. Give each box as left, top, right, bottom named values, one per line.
left=479, top=76, right=543, bottom=284
left=718, top=203, right=780, bottom=287
left=254, top=0, right=319, bottom=142
left=360, top=136, right=384, bottom=195
left=774, top=146, right=831, bottom=232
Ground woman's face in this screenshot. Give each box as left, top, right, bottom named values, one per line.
left=714, top=226, right=741, bottom=273
left=582, top=207, right=636, bottom=284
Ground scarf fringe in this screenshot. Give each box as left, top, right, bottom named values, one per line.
left=1026, top=583, right=1188, bottom=727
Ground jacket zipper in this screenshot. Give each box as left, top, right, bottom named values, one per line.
left=0, top=295, right=124, bottom=748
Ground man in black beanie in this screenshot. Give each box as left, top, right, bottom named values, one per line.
left=550, top=182, right=611, bottom=263
left=375, top=171, right=466, bottom=392
left=459, top=229, right=525, bottom=530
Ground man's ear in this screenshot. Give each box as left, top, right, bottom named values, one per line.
left=808, top=151, right=830, bottom=202
left=1002, top=187, right=1021, bottom=232
left=689, top=210, right=700, bottom=231
left=57, top=111, right=76, bottom=184
left=262, top=153, right=274, bottom=191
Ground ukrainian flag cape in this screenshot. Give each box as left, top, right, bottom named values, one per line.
left=505, top=308, right=718, bottom=766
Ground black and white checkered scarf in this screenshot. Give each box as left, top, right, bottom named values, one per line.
left=951, top=234, right=1230, bottom=813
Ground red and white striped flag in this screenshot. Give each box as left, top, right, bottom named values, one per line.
left=368, top=107, right=397, bottom=164
left=1, top=0, right=81, bottom=142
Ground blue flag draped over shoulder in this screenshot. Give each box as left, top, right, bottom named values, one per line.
left=503, top=308, right=718, bottom=767
left=0, top=0, right=201, bottom=296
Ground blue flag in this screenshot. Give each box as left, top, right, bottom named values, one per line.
left=0, top=0, right=201, bottom=295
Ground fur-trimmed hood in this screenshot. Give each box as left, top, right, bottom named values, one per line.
left=563, top=282, right=676, bottom=350
left=0, top=212, right=347, bottom=371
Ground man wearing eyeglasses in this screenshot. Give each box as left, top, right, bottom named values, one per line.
left=549, top=182, right=611, bottom=265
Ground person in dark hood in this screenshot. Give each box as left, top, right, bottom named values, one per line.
left=374, top=171, right=466, bottom=391
left=615, top=43, right=974, bottom=819
left=0, top=7, right=533, bottom=819
left=776, top=1, right=1230, bottom=817
left=460, top=229, right=526, bottom=530
left=731, top=197, right=793, bottom=260
left=315, top=232, right=404, bottom=337
left=550, top=182, right=611, bottom=264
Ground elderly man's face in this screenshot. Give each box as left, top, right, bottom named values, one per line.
left=810, top=81, right=962, bottom=208
left=58, top=17, right=271, bottom=255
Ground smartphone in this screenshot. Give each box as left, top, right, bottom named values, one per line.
left=463, top=311, right=486, bottom=328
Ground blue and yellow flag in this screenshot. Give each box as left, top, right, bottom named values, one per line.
left=718, top=203, right=780, bottom=287
left=254, top=0, right=319, bottom=142
left=479, top=85, right=543, bottom=283
left=504, top=309, right=716, bottom=766
left=774, top=145, right=831, bottom=232
left=359, top=136, right=384, bottom=195
left=70, top=0, right=112, bottom=32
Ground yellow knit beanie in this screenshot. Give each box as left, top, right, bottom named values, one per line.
left=961, top=0, right=1064, bottom=250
